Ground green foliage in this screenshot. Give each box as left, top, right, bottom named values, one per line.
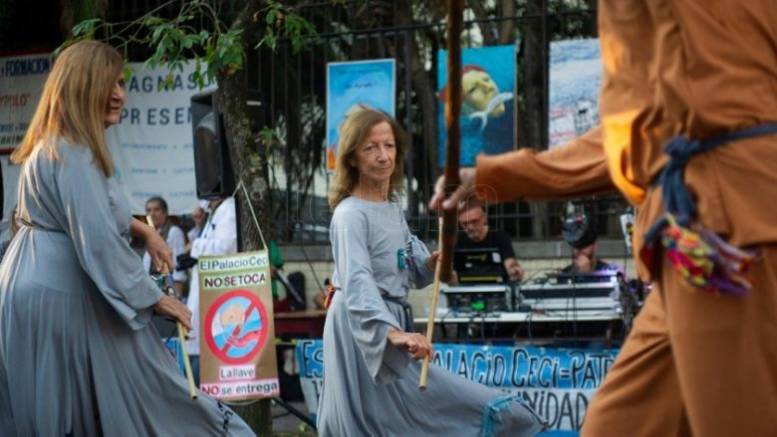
left=60, top=0, right=321, bottom=90
left=256, top=1, right=319, bottom=54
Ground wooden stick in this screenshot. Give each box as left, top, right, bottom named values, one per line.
left=146, top=216, right=198, bottom=399
left=419, top=217, right=445, bottom=391
left=420, top=0, right=464, bottom=392
left=439, top=0, right=464, bottom=283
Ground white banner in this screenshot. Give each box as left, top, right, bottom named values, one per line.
left=0, top=53, right=50, bottom=150
left=0, top=54, right=51, bottom=221
left=107, top=61, right=215, bottom=215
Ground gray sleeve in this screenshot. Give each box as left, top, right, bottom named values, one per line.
left=408, top=234, right=435, bottom=288
left=54, top=146, right=163, bottom=330
left=331, top=206, right=409, bottom=384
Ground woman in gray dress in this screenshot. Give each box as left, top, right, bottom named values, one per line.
left=318, top=107, right=544, bottom=436
left=0, top=40, right=254, bottom=436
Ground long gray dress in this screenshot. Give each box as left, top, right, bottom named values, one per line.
left=317, top=196, right=545, bottom=437
left=0, top=140, right=255, bottom=436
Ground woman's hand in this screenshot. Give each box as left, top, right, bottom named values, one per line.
left=147, top=231, right=174, bottom=272
left=153, top=295, right=192, bottom=331
left=131, top=218, right=174, bottom=271
left=146, top=232, right=174, bottom=273
left=387, top=329, right=433, bottom=360
left=425, top=250, right=440, bottom=271
left=425, top=251, right=459, bottom=284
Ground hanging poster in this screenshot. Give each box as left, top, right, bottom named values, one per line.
left=106, top=60, right=216, bottom=214
left=326, top=59, right=396, bottom=171
left=548, top=38, right=602, bottom=148
left=438, top=45, right=516, bottom=167
left=198, top=251, right=279, bottom=401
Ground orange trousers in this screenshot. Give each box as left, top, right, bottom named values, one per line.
left=582, top=245, right=777, bottom=436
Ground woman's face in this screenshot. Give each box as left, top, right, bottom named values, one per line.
left=104, top=72, right=126, bottom=127
left=352, top=121, right=396, bottom=189
left=145, top=200, right=167, bottom=229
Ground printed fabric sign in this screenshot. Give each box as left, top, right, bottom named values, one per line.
left=198, top=251, right=279, bottom=401
left=548, top=38, right=602, bottom=148
left=296, top=340, right=618, bottom=435
left=437, top=45, right=516, bottom=167
left=326, top=59, right=396, bottom=171
left=0, top=54, right=50, bottom=150
left=106, top=61, right=216, bottom=215
left=0, top=54, right=51, bottom=220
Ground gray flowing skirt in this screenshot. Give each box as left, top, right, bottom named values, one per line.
left=317, top=291, right=545, bottom=436
left=0, top=227, right=255, bottom=436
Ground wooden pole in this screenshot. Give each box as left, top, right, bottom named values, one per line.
left=439, top=0, right=464, bottom=284
left=146, top=216, right=198, bottom=399
left=419, top=217, right=444, bottom=390
left=419, top=0, right=464, bottom=391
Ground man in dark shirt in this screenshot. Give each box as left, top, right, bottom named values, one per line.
left=560, top=213, right=616, bottom=274
left=456, top=198, right=523, bottom=281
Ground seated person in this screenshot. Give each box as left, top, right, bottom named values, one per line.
left=456, top=197, right=523, bottom=282
left=560, top=213, right=617, bottom=274
left=186, top=201, right=208, bottom=244
left=143, top=196, right=187, bottom=295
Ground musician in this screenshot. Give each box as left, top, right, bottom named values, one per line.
left=318, top=106, right=544, bottom=436
left=456, top=196, right=523, bottom=281
left=560, top=213, right=616, bottom=275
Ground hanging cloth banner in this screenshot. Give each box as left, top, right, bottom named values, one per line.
left=198, top=251, right=279, bottom=401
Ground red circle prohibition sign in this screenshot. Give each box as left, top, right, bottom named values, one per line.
left=204, top=289, right=269, bottom=364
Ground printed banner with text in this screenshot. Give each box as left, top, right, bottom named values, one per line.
left=106, top=61, right=216, bottom=215
left=199, top=251, right=279, bottom=401
left=296, top=340, right=619, bottom=435
left=0, top=54, right=51, bottom=220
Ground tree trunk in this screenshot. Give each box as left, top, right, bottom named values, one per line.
left=498, top=0, right=515, bottom=44
left=395, top=0, right=439, bottom=218
left=216, top=1, right=272, bottom=434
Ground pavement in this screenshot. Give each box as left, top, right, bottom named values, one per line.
left=271, top=400, right=316, bottom=436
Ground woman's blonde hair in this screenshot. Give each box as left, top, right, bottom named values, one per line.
left=328, top=107, right=407, bottom=209
left=11, top=40, right=123, bottom=176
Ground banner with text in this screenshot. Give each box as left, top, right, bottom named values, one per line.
left=199, top=251, right=279, bottom=401
left=0, top=54, right=50, bottom=150
left=296, top=340, right=618, bottom=435
left=106, top=61, right=215, bottom=215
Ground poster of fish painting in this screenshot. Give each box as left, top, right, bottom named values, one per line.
left=437, top=45, right=516, bottom=167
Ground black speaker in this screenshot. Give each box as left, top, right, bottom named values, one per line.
left=190, top=90, right=235, bottom=199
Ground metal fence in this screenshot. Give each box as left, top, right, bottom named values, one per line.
left=112, top=1, right=629, bottom=244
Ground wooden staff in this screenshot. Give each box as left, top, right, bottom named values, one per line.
left=419, top=217, right=444, bottom=390
left=439, top=0, right=464, bottom=285
left=146, top=216, right=198, bottom=399
left=420, top=0, right=464, bottom=390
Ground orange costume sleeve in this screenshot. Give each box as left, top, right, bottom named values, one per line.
left=474, top=126, right=613, bottom=203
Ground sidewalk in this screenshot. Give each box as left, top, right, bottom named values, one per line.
left=271, top=400, right=316, bottom=436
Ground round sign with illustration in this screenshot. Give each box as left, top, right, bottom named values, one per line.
left=204, top=289, right=270, bottom=364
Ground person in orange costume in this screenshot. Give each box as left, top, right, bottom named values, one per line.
left=431, top=2, right=777, bottom=435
